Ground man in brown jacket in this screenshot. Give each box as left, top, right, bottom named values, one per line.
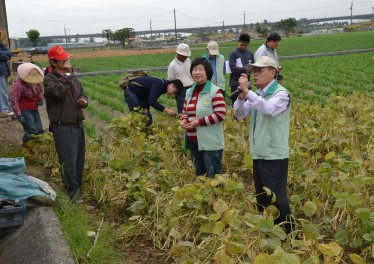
left=44, top=45, right=88, bottom=203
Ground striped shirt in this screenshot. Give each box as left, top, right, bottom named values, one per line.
left=182, top=84, right=226, bottom=141
left=10, top=79, right=44, bottom=117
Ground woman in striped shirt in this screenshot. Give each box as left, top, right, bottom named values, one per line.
left=179, top=57, right=226, bottom=178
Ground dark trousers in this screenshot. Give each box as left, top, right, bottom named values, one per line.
left=50, top=124, right=85, bottom=198
left=189, top=140, right=223, bottom=178
left=20, top=109, right=43, bottom=142
left=253, top=159, right=293, bottom=233
left=175, top=87, right=188, bottom=114
left=124, top=89, right=153, bottom=125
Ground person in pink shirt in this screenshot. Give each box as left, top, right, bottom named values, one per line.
left=10, top=63, right=44, bottom=145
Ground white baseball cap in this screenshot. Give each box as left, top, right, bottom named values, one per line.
left=176, top=43, right=191, bottom=57
left=207, top=41, right=219, bottom=55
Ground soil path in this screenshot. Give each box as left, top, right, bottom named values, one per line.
left=0, top=101, right=112, bottom=147
left=0, top=104, right=49, bottom=147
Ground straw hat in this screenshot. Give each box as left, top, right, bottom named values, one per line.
left=17, top=63, right=44, bottom=84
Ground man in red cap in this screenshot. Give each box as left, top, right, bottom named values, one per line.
left=43, top=45, right=88, bottom=203
left=0, top=28, right=14, bottom=117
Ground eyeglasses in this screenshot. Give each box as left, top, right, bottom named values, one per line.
left=252, top=67, right=272, bottom=74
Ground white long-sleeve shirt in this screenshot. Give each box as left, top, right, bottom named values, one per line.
left=233, top=80, right=289, bottom=119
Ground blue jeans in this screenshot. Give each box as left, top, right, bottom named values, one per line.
left=20, top=109, right=44, bottom=142
left=0, top=75, right=10, bottom=112
left=124, top=89, right=153, bottom=125
left=188, top=140, right=223, bottom=178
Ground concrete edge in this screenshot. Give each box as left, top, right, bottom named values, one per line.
left=0, top=206, right=75, bottom=264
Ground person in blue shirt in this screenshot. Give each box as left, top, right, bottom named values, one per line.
left=203, top=41, right=226, bottom=98
left=0, top=29, right=14, bottom=118
left=124, top=76, right=183, bottom=125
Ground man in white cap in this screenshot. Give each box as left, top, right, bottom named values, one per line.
left=233, top=56, right=294, bottom=234
left=167, top=43, right=194, bottom=114
left=203, top=41, right=226, bottom=97
left=0, top=28, right=14, bottom=118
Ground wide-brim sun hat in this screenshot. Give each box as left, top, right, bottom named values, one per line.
left=17, top=63, right=44, bottom=84
left=176, top=43, right=191, bottom=57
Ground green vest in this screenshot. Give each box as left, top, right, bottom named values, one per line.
left=250, top=82, right=290, bottom=160
left=185, top=81, right=225, bottom=151
left=203, top=52, right=225, bottom=90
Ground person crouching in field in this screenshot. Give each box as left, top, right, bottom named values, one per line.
left=10, top=63, right=44, bottom=148
left=180, top=57, right=226, bottom=178
left=124, top=76, right=183, bottom=126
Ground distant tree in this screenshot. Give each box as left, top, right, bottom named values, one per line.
left=255, top=21, right=269, bottom=37
left=102, top=29, right=113, bottom=45
left=113, top=28, right=135, bottom=47
left=26, top=29, right=40, bottom=47
left=276, top=18, right=297, bottom=37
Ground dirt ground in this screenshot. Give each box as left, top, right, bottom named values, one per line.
left=0, top=103, right=49, bottom=148
left=13, top=47, right=176, bottom=64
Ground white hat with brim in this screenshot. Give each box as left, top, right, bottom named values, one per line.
left=249, top=56, right=277, bottom=69
left=17, top=63, right=44, bottom=84
left=176, top=43, right=191, bottom=57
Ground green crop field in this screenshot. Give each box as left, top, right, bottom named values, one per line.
left=47, top=30, right=374, bottom=73
left=26, top=31, right=374, bottom=263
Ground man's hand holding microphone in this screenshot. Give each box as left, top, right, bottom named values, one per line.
left=228, top=73, right=251, bottom=101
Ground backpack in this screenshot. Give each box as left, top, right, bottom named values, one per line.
left=119, top=70, right=149, bottom=90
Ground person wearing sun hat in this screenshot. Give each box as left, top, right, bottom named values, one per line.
left=43, top=45, right=88, bottom=204
left=233, top=56, right=294, bottom=234
left=203, top=41, right=226, bottom=97
left=167, top=43, right=194, bottom=114
left=0, top=28, right=14, bottom=118
left=10, top=63, right=45, bottom=145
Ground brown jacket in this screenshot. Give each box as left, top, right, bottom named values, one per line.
left=44, top=70, right=88, bottom=125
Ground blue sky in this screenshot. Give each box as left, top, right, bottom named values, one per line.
left=5, top=0, right=374, bottom=38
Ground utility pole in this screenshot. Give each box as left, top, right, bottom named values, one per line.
left=0, top=0, right=10, bottom=47
left=243, top=11, right=246, bottom=31
left=350, top=2, right=353, bottom=25
left=222, top=21, right=225, bottom=40
left=64, top=25, right=68, bottom=50
left=150, top=19, right=153, bottom=47
left=174, top=9, right=178, bottom=45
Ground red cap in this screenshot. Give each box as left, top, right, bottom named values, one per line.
left=48, top=45, right=70, bottom=61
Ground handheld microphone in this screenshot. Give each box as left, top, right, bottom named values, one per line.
left=228, top=88, right=242, bottom=100
left=228, top=81, right=251, bottom=100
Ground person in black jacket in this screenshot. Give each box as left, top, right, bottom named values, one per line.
left=44, top=45, right=88, bottom=204
left=124, top=76, right=183, bottom=125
